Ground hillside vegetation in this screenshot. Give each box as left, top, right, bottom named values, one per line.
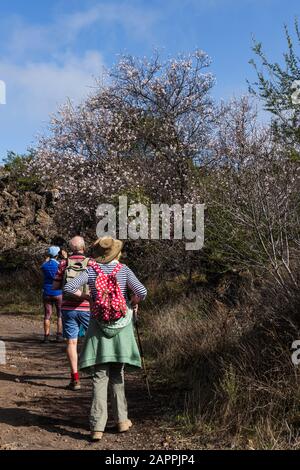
left=1, top=29, right=300, bottom=448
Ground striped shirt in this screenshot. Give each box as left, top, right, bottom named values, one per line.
left=63, top=260, right=147, bottom=302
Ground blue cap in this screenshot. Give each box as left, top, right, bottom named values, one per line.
left=48, top=246, right=60, bottom=257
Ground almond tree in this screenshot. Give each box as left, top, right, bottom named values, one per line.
left=28, top=50, right=215, bottom=277
left=204, top=98, right=300, bottom=292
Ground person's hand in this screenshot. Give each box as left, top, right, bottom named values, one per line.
left=60, top=249, right=68, bottom=259
left=132, top=304, right=138, bottom=314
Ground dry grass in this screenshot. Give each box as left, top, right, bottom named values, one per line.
left=0, top=269, right=43, bottom=315
left=143, top=277, right=300, bottom=449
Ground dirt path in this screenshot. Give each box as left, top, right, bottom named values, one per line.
left=0, top=313, right=193, bottom=451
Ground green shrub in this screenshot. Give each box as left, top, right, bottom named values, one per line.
left=3, top=150, right=41, bottom=191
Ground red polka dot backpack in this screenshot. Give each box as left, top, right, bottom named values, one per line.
left=89, top=260, right=127, bottom=322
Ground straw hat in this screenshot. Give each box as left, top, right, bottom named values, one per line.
left=92, top=236, right=123, bottom=264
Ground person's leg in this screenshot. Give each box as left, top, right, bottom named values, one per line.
left=44, top=319, right=51, bottom=336
left=43, top=296, right=52, bottom=342
left=90, top=364, right=110, bottom=433
left=66, top=338, right=78, bottom=373
left=109, top=363, right=130, bottom=430
left=77, top=310, right=90, bottom=337
left=62, top=310, right=81, bottom=390
left=54, top=295, right=63, bottom=338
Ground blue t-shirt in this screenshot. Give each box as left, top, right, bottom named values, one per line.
left=41, top=259, right=62, bottom=297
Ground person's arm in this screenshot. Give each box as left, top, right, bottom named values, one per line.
left=126, top=267, right=147, bottom=307
left=63, top=270, right=90, bottom=301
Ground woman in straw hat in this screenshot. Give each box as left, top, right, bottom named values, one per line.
left=63, top=236, right=147, bottom=441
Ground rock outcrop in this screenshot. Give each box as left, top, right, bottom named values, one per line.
left=0, top=171, right=61, bottom=267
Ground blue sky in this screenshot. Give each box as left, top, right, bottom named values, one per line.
left=0, top=0, right=299, bottom=161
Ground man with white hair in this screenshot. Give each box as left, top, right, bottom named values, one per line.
left=53, top=236, right=90, bottom=390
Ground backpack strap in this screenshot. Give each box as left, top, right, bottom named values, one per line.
left=62, top=258, right=70, bottom=286
left=111, top=263, right=123, bottom=276
left=89, top=260, right=104, bottom=276
left=82, top=257, right=90, bottom=269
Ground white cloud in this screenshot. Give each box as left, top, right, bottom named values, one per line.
left=0, top=51, right=104, bottom=156
left=5, top=2, right=158, bottom=58
left=1, top=0, right=159, bottom=157
left=2, top=51, right=103, bottom=112
left=0, top=1, right=159, bottom=158
left=0, top=1, right=158, bottom=157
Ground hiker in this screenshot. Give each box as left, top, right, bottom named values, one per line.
left=41, top=246, right=63, bottom=343
left=63, top=236, right=147, bottom=441
left=53, top=236, right=90, bottom=390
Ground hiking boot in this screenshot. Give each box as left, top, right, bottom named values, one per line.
left=42, top=335, right=50, bottom=344
left=91, top=431, right=103, bottom=441
left=117, top=419, right=133, bottom=433
left=66, top=380, right=81, bottom=391
left=55, top=334, right=64, bottom=342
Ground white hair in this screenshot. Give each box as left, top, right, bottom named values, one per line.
left=69, top=236, right=85, bottom=253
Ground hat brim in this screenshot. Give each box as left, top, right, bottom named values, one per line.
left=94, top=239, right=123, bottom=264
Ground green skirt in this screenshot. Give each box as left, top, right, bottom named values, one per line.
left=79, top=317, right=141, bottom=371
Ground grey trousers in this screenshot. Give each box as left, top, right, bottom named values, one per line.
left=90, top=362, right=128, bottom=432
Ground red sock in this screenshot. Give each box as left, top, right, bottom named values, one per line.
left=71, top=372, right=79, bottom=381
